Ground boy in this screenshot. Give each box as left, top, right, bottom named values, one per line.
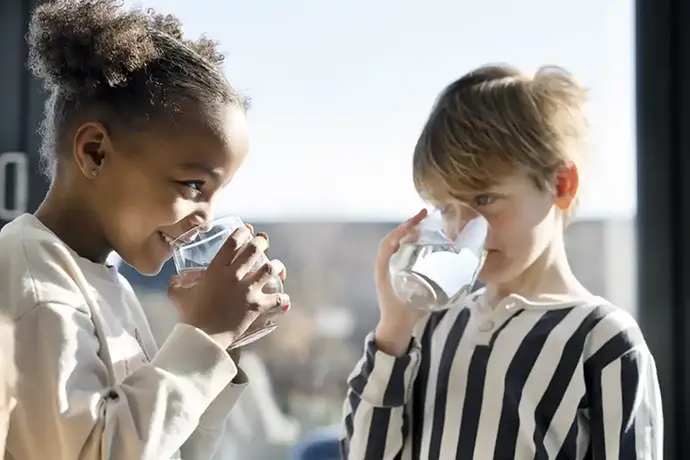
left=341, top=65, right=663, bottom=459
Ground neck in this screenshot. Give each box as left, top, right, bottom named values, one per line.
left=35, top=185, right=112, bottom=265
left=485, top=233, right=592, bottom=306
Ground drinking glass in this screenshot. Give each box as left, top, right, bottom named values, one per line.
left=389, top=206, right=489, bottom=311
left=172, top=215, right=284, bottom=349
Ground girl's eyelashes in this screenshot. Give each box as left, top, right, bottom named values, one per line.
left=180, top=180, right=205, bottom=191
left=176, top=180, right=206, bottom=198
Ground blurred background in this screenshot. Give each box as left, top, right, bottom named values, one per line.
left=2, top=0, right=688, bottom=458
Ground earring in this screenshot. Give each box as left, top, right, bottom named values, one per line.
left=91, top=170, right=98, bottom=177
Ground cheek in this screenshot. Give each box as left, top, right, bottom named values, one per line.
left=490, top=203, right=557, bottom=257
left=484, top=208, right=535, bottom=252
left=101, top=177, right=191, bottom=236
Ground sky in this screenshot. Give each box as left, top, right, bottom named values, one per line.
left=124, top=0, right=636, bottom=222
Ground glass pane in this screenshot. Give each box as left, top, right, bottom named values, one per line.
left=116, top=1, right=636, bottom=458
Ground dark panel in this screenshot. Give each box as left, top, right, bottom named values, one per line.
left=0, top=0, right=50, bottom=229
left=636, top=0, right=689, bottom=457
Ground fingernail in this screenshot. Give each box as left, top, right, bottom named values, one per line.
left=282, top=303, right=291, bottom=312
left=256, top=232, right=269, bottom=245
left=244, top=223, right=254, bottom=234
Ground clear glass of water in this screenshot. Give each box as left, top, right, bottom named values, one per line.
left=172, top=215, right=284, bottom=349
left=389, top=206, right=488, bottom=311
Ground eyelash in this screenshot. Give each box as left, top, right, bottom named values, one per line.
left=474, top=194, right=495, bottom=206
left=439, top=195, right=495, bottom=214
left=177, top=180, right=205, bottom=196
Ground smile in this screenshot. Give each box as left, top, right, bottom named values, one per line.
left=158, top=231, right=176, bottom=247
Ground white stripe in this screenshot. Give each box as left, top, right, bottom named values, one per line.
left=575, top=416, right=589, bottom=459
left=600, top=358, right=623, bottom=458
left=633, top=349, right=654, bottom=458
left=349, top=397, right=375, bottom=459
left=470, top=310, right=547, bottom=460
left=360, top=350, right=395, bottom=404
left=381, top=406, right=407, bottom=459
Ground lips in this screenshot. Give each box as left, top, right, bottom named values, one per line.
left=158, top=232, right=175, bottom=248
left=158, top=230, right=199, bottom=247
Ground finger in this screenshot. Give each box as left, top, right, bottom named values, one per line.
left=256, top=231, right=269, bottom=245
left=235, top=306, right=286, bottom=341
left=379, top=209, right=428, bottom=258
left=259, top=292, right=290, bottom=314
left=387, top=209, right=427, bottom=243
left=245, top=223, right=254, bottom=234
left=208, top=226, right=252, bottom=269
left=167, top=283, right=193, bottom=311
left=170, top=270, right=203, bottom=288
left=230, top=235, right=269, bottom=279
left=247, top=304, right=287, bottom=332
left=408, top=208, right=428, bottom=226
left=248, top=259, right=285, bottom=287
left=263, top=301, right=291, bottom=316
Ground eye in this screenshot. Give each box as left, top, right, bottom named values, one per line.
left=176, top=180, right=205, bottom=197
left=473, top=194, right=496, bottom=207
left=181, top=180, right=205, bottom=191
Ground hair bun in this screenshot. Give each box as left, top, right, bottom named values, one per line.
left=27, top=0, right=159, bottom=94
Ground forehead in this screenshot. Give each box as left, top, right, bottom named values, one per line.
left=126, top=106, right=250, bottom=179
left=423, top=170, right=537, bottom=205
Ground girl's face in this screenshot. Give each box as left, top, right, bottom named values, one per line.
left=79, top=105, right=250, bottom=275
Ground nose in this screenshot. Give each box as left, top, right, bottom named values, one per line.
left=189, top=205, right=213, bottom=231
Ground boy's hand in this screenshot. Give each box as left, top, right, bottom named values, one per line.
left=374, top=209, right=428, bottom=356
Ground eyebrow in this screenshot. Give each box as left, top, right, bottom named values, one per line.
left=180, top=162, right=224, bottom=181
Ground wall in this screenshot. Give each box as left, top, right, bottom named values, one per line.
left=0, top=0, right=50, bottom=229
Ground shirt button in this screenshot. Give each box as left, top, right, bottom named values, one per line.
left=479, top=321, right=494, bottom=332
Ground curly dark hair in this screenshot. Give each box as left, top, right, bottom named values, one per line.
left=26, top=0, right=247, bottom=177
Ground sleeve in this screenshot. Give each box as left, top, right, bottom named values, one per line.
left=585, top=328, right=664, bottom=460
left=6, top=301, right=244, bottom=460
left=340, top=332, right=422, bottom=460
left=180, top=374, right=248, bottom=459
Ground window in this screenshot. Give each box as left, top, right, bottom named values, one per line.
left=121, top=1, right=636, bottom=458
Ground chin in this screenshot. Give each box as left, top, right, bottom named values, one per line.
left=135, top=259, right=168, bottom=276
left=120, top=253, right=170, bottom=277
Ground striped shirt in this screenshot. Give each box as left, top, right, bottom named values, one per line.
left=341, top=292, right=663, bottom=459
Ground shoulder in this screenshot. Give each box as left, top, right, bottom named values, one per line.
left=580, top=299, right=648, bottom=368
left=0, top=215, right=88, bottom=318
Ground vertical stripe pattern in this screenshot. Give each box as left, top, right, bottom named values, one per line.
left=341, top=296, right=663, bottom=460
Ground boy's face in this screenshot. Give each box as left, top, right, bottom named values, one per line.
left=437, top=171, right=561, bottom=285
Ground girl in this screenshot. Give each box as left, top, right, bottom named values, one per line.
left=0, top=1, right=290, bottom=459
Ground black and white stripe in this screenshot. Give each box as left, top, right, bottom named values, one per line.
left=341, top=294, right=663, bottom=459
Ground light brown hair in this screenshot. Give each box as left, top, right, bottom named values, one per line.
left=412, top=64, right=588, bottom=208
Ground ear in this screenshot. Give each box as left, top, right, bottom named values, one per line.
left=71, top=122, right=114, bottom=180
left=554, top=164, right=579, bottom=210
